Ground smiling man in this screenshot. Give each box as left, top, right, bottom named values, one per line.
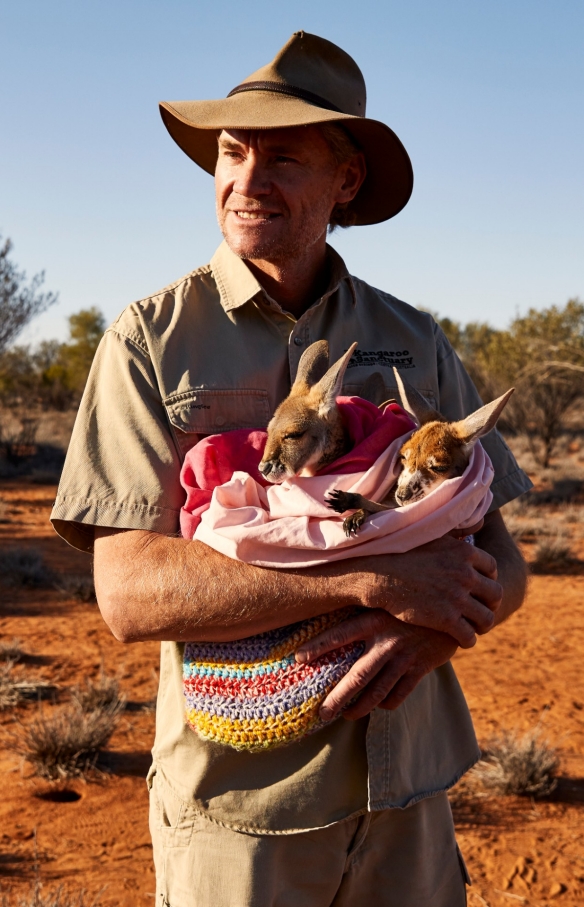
left=51, top=32, right=531, bottom=907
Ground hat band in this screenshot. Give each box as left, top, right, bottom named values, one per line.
left=227, top=80, right=344, bottom=114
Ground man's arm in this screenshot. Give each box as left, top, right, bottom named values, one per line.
left=94, top=518, right=503, bottom=648
left=295, top=509, right=528, bottom=720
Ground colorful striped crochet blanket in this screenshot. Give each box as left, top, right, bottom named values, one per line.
left=183, top=608, right=364, bottom=751
left=180, top=397, right=493, bottom=752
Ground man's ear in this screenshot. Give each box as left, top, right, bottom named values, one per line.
left=454, top=388, right=515, bottom=446
left=392, top=367, right=442, bottom=426
left=292, top=340, right=330, bottom=389
left=336, top=152, right=367, bottom=205
left=313, top=342, right=358, bottom=416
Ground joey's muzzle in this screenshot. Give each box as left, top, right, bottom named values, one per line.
left=258, top=458, right=288, bottom=484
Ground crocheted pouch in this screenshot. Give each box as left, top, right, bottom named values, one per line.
left=183, top=608, right=364, bottom=752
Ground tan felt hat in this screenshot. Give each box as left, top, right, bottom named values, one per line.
left=159, top=31, right=413, bottom=226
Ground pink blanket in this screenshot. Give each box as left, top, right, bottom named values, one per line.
left=180, top=396, right=494, bottom=568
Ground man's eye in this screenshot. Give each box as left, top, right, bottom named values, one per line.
left=284, top=431, right=306, bottom=440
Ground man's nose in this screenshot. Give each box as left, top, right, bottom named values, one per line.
left=233, top=156, right=271, bottom=198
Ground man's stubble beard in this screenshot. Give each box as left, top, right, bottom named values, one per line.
left=217, top=189, right=335, bottom=268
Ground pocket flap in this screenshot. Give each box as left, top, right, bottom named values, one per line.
left=165, top=388, right=270, bottom=435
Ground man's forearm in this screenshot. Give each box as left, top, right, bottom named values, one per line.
left=474, top=509, right=528, bottom=625
left=94, top=527, right=364, bottom=643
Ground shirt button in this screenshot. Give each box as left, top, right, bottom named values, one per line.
left=294, top=336, right=304, bottom=346
left=215, top=416, right=226, bottom=426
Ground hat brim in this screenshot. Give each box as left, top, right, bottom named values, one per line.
left=159, top=94, right=413, bottom=226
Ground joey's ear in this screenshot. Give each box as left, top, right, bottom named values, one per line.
left=454, top=388, right=515, bottom=446
left=293, top=340, right=330, bottom=389
left=313, top=342, right=358, bottom=417
left=360, top=371, right=386, bottom=406
left=392, top=367, right=442, bottom=425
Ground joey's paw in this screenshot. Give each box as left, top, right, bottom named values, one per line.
left=326, top=489, right=359, bottom=514
left=343, top=510, right=367, bottom=537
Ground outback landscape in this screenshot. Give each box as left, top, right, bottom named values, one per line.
left=0, top=426, right=583, bottom=907
left=1, top=274, right=584, bottom=907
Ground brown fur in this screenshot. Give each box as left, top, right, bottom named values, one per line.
left=259, top=342, right=357, bottom=484
left=259, top=341, right=514, bottom=538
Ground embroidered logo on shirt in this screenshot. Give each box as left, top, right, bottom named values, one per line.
left=346, top=349, right=415, bottom=369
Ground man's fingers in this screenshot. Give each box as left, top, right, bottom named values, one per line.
left=470, top=545, right=499, bottom=580
left=470, top=573, right=503, bottom=611
left=318, top=646, right=398, bottom=719
left=449, top=519, right=484, bottom=539
left=341, top=661, right=406, bottom=719
left=451, top=618, right=477, bottom=649
left=377, top=672, right=423, bottom=711
left=296, top=610, right=387, bottom=663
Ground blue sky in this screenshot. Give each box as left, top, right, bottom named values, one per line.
left=1, top=0, right=582, bottom=344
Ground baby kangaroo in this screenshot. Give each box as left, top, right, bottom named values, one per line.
left=327, top=369, right=514, bottom=535
left=259, top=340, right=378, bottom=482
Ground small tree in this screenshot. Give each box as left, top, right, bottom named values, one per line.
left=0, top=307, right=105, bottom=409
left=0, top=235, right=58, bottom=354
left=435, top=300, right=584, bottom=467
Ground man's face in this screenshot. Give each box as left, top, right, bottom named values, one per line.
left=215, top=126, right=357, bottom=264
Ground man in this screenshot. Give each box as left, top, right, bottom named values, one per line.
left=51, top=32, right=531, bottom=907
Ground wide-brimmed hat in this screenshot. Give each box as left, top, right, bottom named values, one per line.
left=159, top=32, right=413, bottom=226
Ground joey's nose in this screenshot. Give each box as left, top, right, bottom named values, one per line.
left=396, top=485, right=414, bottom=504
left=259, top=459, right=276, bottom=477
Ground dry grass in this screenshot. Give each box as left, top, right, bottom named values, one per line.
left=531, top=535, right=574, bottom=573
left=71, top=671, right=125, bottom=714
left=54, top=574, right=96, bottom=603
left=0, top=663, right=54, bottom=710
left=0, top=638, right=25, bottom=662
left=471, top=728, right=559, bottom=797
left=20, top=701, right=122, bottom=780
left=1, top=883, right=102, bottom=907
left=0, top=548, right=53, bottom=587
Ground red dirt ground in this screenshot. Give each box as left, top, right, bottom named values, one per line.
left=0, top=481, right=583, bottom=906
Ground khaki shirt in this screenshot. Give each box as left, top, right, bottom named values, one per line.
left=51, top=241, right=532, bottom=833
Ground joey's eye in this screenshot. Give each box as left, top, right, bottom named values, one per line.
left=430, top=465, right=449, bottom=473
left=284, top=431, right=306, bottom=441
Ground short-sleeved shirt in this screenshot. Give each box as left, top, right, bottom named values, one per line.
left=51, top=241, right=532, bottom=833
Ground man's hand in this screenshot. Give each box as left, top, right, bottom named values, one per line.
left=296, top=609, right=457, bottom=720
left=358, top=533, right=503, bottom=649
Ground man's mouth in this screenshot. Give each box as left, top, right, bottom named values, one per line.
left=233, top=210, right=280, bottom=220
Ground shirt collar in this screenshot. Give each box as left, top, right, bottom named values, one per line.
left=210, top=240, right=355, bottom=313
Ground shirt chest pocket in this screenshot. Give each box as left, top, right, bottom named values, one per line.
left=164, top=388, right=271, bottom=458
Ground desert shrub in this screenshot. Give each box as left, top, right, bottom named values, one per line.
left=0, top=638, right=24, bottom=662
left=531, top=536, right=574, bottom=573
left=1, top=883, right=101, bottom=907
left=0, top=663, right=53, bottom=710
left=0, top=548, right=53, bottom=587
left=21, top=701, right=122, bottom=780
left=71, top=671, right=125, bottom=714
left=472, top=728, right=559, bottom=797
left=54, top=574, right=96, bottom=603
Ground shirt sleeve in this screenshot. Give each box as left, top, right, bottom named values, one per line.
left=434, top=324, right=533, bottom=511
left=50, top=323, right=185, bottom=552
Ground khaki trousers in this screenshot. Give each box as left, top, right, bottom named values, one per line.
left=149, top=770, right=469, bottom=907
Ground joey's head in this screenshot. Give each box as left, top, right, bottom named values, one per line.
left=392, top=367, right=514, bottom=505
left=259, top=341, right=357, bottom=483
